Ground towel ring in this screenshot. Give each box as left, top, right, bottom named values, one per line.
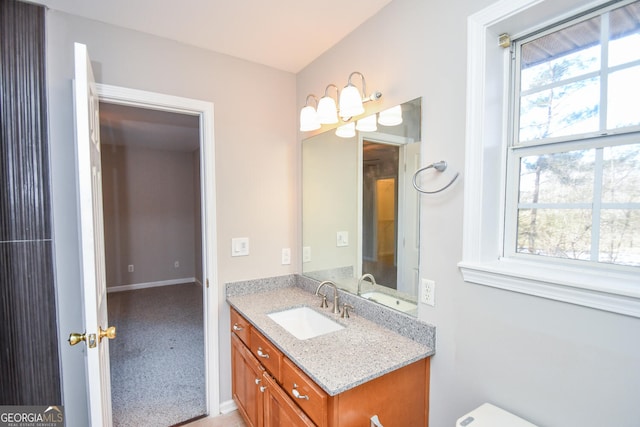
left=412, top=161, right=459, bottom=194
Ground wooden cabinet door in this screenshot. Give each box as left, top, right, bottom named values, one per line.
left=232, top=334, right=265, bottom=427
left=262, top=372, right=315, bottom=427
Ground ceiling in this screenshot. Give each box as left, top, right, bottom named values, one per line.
left=35, top=0, right=394, bottom=73
left=44, top=0, right=394, bottom=151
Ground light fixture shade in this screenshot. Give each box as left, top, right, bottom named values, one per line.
left=378, top=105, right=403, bottom=126
left=339, top=85, right=364, bottom=118
left=316, top=96, right=339, bottom=124
left=356, top=114, right=377, bottom=132
left=335, top=122, right=356, bottom=138
left=300, top=105, right=320, bottom=131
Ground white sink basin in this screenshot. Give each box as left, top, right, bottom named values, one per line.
left=361, top=291, right=417, bottom=313
left=267, top=306, right=344, bottom=340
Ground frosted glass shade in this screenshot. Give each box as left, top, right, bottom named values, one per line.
left=316, top=96, right=339, bottom=124
left=356, top=114, right=377, bottom=132
left=378, top=105, right=403, bottom=126
left=300, top=105, right=320, bottom=131
left=339, top=85, right=364, bottom=118
left=335, top=122, right=356, bottom=138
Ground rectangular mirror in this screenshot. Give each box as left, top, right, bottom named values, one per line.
left=302, top=98, right=421, bottom=315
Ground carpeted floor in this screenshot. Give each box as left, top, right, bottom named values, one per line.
left=108, top=282, right=206, bottom=427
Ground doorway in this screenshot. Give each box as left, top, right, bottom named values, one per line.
left=362, top=141, right=400, bottom=289
left=99, top=102, right=205, bottom=425
left=360, top=134, right=420, bottom=296
left=95, top=83, right=220, bottom=423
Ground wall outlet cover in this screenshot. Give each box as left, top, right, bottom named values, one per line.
left=421, top=278, right=435, bottom=306
left=302, top=246, right=311, bottom=263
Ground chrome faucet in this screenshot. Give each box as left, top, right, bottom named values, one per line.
left=315, top=280, right=340, bottom=314
left=357, top=273, right=377, bottom=295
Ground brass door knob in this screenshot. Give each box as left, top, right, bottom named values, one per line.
left=69, top=326, right=116, bottom=347
left=99, top=326, right=116, bottom=343
left=68, top=332, right=86, bottom=346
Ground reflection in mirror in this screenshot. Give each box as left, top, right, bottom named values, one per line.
left=302, top=98, right=421, bottom=316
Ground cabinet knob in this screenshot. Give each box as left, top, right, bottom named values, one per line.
left=257, top=347, right=270, bottom=359
left=232, top=323, right=243, bottom=331
left=255, top=378, right=261, bottom=385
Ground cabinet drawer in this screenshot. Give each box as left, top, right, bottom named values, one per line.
left=281, top=357, right=328, bottom=427
left=250, top=327, right=282, bottom=380
left=230, top=307, right=251, bottom=345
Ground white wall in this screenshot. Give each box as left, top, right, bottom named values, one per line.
left=102, top=144, right=198, bottom=287
left=46, top=11, right=297, bottom=426
left=297, top=0, right=640, bottom=425
left=302, top=131, right=358, bottom=274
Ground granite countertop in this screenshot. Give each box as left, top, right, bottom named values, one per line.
left=227, top=286, right=434, bottom=396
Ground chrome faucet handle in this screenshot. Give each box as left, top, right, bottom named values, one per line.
left=318, top=293, right=328, bottom=308
left=341, top=303, right=354, bottom=318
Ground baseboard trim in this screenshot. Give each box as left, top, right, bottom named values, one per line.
left=219, top=399, right=238, bottom=414
left=107, top=277, right=197, bottom=293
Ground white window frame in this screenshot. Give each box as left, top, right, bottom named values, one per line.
left=459, top=0, right=640, bottom=318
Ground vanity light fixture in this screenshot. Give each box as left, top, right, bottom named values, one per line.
left=356, top=114, right=377, bottom=132
left=339, top=71, right=382, bottom=119
left=299, top=94, right=320, bottom=131
left=316, top=84, right=339, bottom=124
left=335, top=122, right=356, bottom=138
left=300, top=71, right=382, bottom=132
left=378, top=105, right=403, bottom=126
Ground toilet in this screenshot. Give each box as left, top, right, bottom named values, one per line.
left=456, top=403, right=537, bottom=427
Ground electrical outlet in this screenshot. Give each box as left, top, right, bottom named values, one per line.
left=302, top=246, right=311, bottom=263
left=281, top=248, right=291, bottom=265
left=421, top=278, right=435, bottom=306
left=128, top=264, right=134, bottom=273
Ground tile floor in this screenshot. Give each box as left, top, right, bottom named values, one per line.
left=184, top=411, right=246, bottom=427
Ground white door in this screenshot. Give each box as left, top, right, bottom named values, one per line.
left=397, top=141, right=420, bottom=296
left=73, top=42, right=113, bottom=426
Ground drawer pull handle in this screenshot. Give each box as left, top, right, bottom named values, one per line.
left=292, top=383, right=309, bottom=400
left=257, top=347, right=270, bottom=359
left=370, top=415, right=384, bottom=427
left=232, top=323, right=243, bottom=331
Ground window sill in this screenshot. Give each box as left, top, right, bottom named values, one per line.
left=458, top=259, right=640, bottom=318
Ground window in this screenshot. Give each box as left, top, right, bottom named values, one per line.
left=507, top=1, right=640, bottom=270
left=460, top=0, right=640, bottom=317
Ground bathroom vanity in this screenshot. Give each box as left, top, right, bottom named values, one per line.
left=227, top=282, right=434, bottom=427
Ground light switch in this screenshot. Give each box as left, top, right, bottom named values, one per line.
left=336, top=231, right=349, bottom=247
left=231, top=237, right=249, bottom=257
left=282, top=248, right=291, bottom=265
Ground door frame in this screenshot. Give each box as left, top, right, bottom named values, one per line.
left=96, top=83, right=220, bottom=416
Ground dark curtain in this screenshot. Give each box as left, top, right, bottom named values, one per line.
left=0, top=0, right=62, bottom=405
